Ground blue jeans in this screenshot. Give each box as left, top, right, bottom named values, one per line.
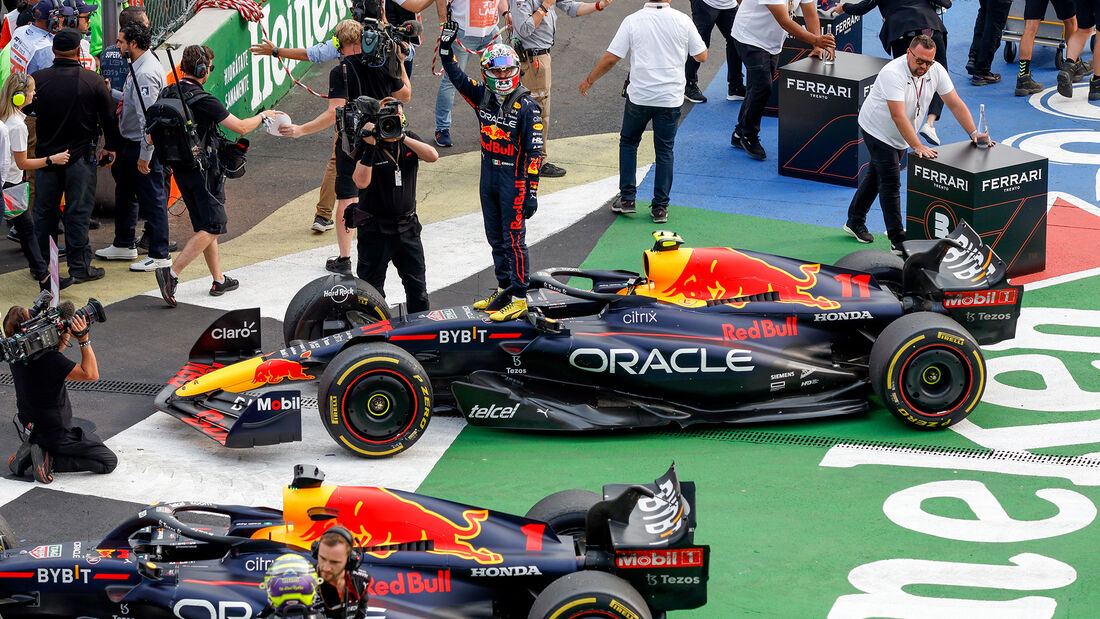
left=619, top=98, right=681, bottom=208
left=435, top=27, right=498, bottom=131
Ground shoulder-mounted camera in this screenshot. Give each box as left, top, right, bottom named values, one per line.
left=335, top=96, right=405, bottom=157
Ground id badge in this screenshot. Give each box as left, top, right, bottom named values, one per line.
left=394, top=168, right=402, bottom=187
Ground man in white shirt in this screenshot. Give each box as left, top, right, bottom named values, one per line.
left=730, top=0, right=833, bottom=160
left=843, top=35, right=988, bottom=254
left=579, top=0, right=706, bottom=224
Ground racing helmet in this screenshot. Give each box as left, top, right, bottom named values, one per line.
left=480, top=44, right=521, bottom=96
left=263, top=554, right=321, bottom=610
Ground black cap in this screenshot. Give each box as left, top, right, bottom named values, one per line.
left=52, top=28, right=81, bottom=52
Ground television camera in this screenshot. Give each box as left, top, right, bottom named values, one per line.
left=335, top=96, right=404, bottom=156
left=1, top=291, right=106, bottom=364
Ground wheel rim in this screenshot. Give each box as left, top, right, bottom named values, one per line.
left=342, top=370, right=416, bottom=442
left=900, top=347, right=969, bottom=414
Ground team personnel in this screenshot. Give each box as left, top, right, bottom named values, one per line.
left=100, top=5, right=148, bottom=93
left=313, top=527, right=370, bottom=619
left=434, top=0, right=503, bottom=147
left=440, top=21, right=542, bottom=322
left=5, top=305, right=116, bottom=484
left=25, top=0, right=96, bottom=73
left=155, top=45, right=282, bottom=306
left=507, top=0, right=613, bottom=178
left=965, top=0, right=1012, bottom=85
left=1013, top=0, right=1076, bottom=95
left=843, top=36, right=987, bottom=253
left=579, top=0, right=706, bottom=224
left=730, top=0, right=832, bottom=160
left=1057, top=1, right=1100, bottom=99
left=351, top=100, right=438, bottom=313
left=684, top=0, right=744, bottom=104
left=32, top=28, right=121, bottom=284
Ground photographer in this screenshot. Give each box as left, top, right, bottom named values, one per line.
left=4, top=304, right=115, bottom=485
left=278, top=19, right=410, bottom=276
left=350, top=98, right=437, bottom=313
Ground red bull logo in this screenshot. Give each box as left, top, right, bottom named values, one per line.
left=481, top=138, right=515, bottom=156
left=482, top=124, right=508, bottom=141
left=657, top=248, right=841, bottom=310
left=252, top=359, right=315, bottom=385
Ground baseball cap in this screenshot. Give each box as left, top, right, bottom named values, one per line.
left=72, top=0, right=98, bottom=14
left=52, top=27, right=81, bottom=51
left=33, top=0, right=73, bottom=20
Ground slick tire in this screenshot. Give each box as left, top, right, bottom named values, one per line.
left=833, top=249, right=904, bottom=297
left=525, top=490, right=601, bottom=553
left=528, top=571, right=652, bottom=619
left=283, top=274, right=391, bottom=346
left=0, top=514, right=15, bottom=551
left=870, top=312, right=985, bottom=430
left=318, top=343, right=432, bottom=458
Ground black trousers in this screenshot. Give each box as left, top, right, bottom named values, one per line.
left=733, top=40, right=778, bottom=140
left=889, top=30, right=948, bottom=118
left=846, top=129, right=908, bottom=241
left=686, top=0, right=742, bottom=85
left=355, top=219, right=429, bottom=313
left=112, top=141, right=170, bottom=259
left=10, top=208, right=47, bottom=280
left=33, top=426, right=117, bottom=475
left=968, top=0, right=1013, bottom=73
left=33, top=155, right=97, bottom=276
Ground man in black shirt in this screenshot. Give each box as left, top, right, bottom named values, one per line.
left=350, top=102, right=438, bottom=312
left=154, top=45, right=282, bottom=307
left=4, top=305, right=115, bottom=484
left=278, top=19, right=411, bottom=276
left=31, top=28, right=123, bottom=284
left=313, top=527, right=369, bottom=619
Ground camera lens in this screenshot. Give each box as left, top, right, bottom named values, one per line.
left=378, top=116, right=401, bottom=139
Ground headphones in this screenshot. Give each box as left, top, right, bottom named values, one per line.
left=192, top=48, right=209, bottom=79
left=331, top=35, right=341, bottom=51
left=47, top=0, right=78, bottom=32
left=11, top=73, right=28, bottom=107
left=310, top=525, right=361, bottom=572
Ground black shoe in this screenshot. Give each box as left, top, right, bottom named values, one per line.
left=727, top=83, right=746, bottom=101
left=890, top=235, right=907, bottom=257
left=8, top=441, right=31, bottom=477
left=29, top=443, right=52, bottom=484
left=39, top=275, right=73, bottom=291
left=71, top=265, right=105, bottom=283
left=651, top=205, right=668, bottom=224
left=1070, top=59, right=1093, bottom=82
left=5, top=227, right=17, bottom=242
left=741, top=135, right=766, bottom=160
left=326, top=256, right=351, bottom=275
left=87, top=218, right=100, bottom=230
left=965, top=57, right=976, bottom=75
left=210, top=275, right=239, bottom=296
left=731, top=128, right=744, bottom=149
left=1015, top=74, right=1044, bottom=96
left=1057, top=70, right=1075, bottom=97
left=684, top=81, right=707, bottom=103
left=156, top=266, right=177, bottom=308
left=610, top=195, right=636, bottom=214
left=540, top=162, right=566, bottom=178
left=137, top=234, right=179, bottom=255
left=971, top=73, right=1001, bottom=86
left=843, top=223, right=873, bottom=243
left=1089, top=78, right=1100, bottom=101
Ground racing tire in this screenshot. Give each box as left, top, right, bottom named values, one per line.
left=833, top=249, right=904, bottom=296
left=317, top=343, right=432, bottom=458
left=869, top=312, right=985, bottom=430
left=283, top=274, right=391, bottom=347
left=525, top=489, right=601, bottom=553
left=0, top=514, right=15, bottom=551
left=528, top=571, right=652, bottom=619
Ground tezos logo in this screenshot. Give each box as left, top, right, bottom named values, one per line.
left=211, top=321, right=257, bottom=340
left=324, top=284, right=354, bottom=304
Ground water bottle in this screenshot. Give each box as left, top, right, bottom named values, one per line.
left=975, top=104, right=990, bottom=149
left=823, top=23, right=835, bottom=66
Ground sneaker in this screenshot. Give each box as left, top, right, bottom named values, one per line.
left=919, top=123, right=940, bottom=146
left=29, top=443, right=51, bottom=484
left=1015, top=74, right=1044, bottom=96
left=731, top=128, right=744, bottom=149
left=130, top=257, right=172, bottom=272
left=1069, top=59, right=1092, bottom=82
left=540, top=162, right=566, bottom=178
left=39, top=275, right=72, bottom=291
left=5, top=227, right=17, bottom=242
left=473, top=287, right=504, bottom=311
left=210, top=275, right=239, bottom=296
left=325, top=256, right=351, bottom=275
left=137, top=234, right=179, bottom=255
left=610, top=195, right=636, bottom=214
left=156, top=266, right=177, bottom=308
left=684, top=81, right=707, bottom=103
left=94, top=244, right=138, bottom=260
left=727, top=83, right=746, bottom=101
left=965, top=57, right=976, bottom=75
left=88, top=218, right=100, bottom=230
left=71, top=265, right=105, bottom=283
left=970, top=73, right=1001, bottom=86
left=435, top=129, right=453, bottom=147
left=311, top=215, right=335, bottom=232
left=1057, top=69, right=1075, bottom=97
left=843, top=223, right=874, bottom=243
left=741, top=135, right=767, bottom=160
left=651, top=205, right=668, bottom=224
left=890, top=235, right=906, bottom=257
left=1090, top=78, right=1100, bottom=101
left=490, top=297, right=528, bottom=322
left=8, top=441, right=31, bottom=477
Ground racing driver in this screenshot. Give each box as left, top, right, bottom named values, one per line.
left=439, top=20, right=543, bottom=322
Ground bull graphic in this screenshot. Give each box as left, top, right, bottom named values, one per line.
left=481, top=124, right=508, bottom=141
left=252, top=359, right=315, bottom=384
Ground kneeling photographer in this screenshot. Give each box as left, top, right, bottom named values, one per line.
left=4, top=294, right=116, bottom=484
left=347, top=97, right=438, bottom=313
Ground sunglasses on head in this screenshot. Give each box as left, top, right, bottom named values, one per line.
left=907, top=49, right=934, bottom=67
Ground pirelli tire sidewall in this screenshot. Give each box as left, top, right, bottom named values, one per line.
left=869, top=312, right=986, bottom=430
left=0, top=514, right=16, bottom=550
left=317, top=343, right=432, bottom=458
left=528, top=571, right=653, bottom=619
left=283, top=274, right=392, bottom=346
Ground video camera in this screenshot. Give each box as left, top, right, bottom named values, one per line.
left=335, top=96, right=404, bottom=156
left=350, top=0, right=421, bottom=73
left=1, top=291, right=106, bottom=364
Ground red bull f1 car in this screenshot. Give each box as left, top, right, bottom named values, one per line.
left=0, top=464, right=708, bottom=618
left=155, top=224, right=1022, bottom=457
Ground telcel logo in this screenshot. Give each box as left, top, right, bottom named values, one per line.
left=211, top=321, right=257, bottom=340
left=468, top=403, right=518, bottom=419
left=257, top=396, right=301, bottom=411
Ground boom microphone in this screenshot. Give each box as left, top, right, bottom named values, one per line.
left=58, top=301, right=75, bottom=320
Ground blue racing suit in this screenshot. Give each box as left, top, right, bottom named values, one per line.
left=442, top=55, right=543, bottom=298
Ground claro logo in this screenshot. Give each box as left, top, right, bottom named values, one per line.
left=211, top=321, right=257, bottom=340
left=569, top=348, right=754, bottom=374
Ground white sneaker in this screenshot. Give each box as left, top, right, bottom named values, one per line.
left=95, top=244, right=138, bottom=260
left=919, top=123, right=940, bottom=146
left=130, top=257, right=172, bottom=272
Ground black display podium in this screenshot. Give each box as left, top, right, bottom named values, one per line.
left=777, top=52, right=889, bottom=187
left=906, top=142, right=1048, bottom=277
left=764, top=12, right=863, bottom=116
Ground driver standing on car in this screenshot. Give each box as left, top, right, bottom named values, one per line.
left=314, top=527, right=370, bottom=619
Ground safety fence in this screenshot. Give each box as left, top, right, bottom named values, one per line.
left=148, top=0, right=199, bottom=46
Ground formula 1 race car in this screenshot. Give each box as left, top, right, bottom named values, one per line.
left=0, top=464, right=708, bottom=618
left=156, top=224, right=1022, bottom=457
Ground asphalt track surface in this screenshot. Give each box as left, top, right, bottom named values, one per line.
left=5, top=0, right=1100, bottom=615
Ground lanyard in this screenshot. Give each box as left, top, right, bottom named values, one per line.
left=912, top=77, right=925, bottom=123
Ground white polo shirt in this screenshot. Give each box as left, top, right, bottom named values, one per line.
left=859, top=55, right=954, bottom=150
left=732, top=0, right=806, bottom=56
left=607, top=2, right=706, bottom=108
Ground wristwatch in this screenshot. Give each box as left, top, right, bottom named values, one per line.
left=272, top=47, right=280, bottom=58
left=45, top=155, right=51, bottom=165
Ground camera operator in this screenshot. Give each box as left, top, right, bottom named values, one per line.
left=278, top=19, right=410, bottom=276
left=349, top=98, right=437, bottom=313
left=314, top=527, right=370, bottom=619
left=4, top=304, right=116, bottom=485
